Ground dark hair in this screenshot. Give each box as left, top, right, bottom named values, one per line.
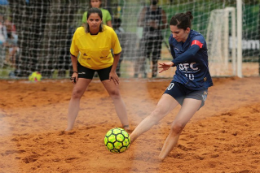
left=170, top=11, right=193, bottom=30
left=112, top=17, right=121, bottom=29
left=85, top=8, right=103, bottom=33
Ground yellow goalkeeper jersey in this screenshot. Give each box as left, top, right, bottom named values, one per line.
left=70, top=25, right=122, bottom=70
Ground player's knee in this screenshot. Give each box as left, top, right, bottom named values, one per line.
left=109, top=90, right=120, bottom=99
left=170, top=122, right=185, bottom=135
left=149, top=107, right=167, bottom=123
left=71, top=89, right=84, bottom=99
left=153, top=105, right=167, bottom=117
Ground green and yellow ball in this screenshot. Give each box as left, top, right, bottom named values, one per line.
left=104, top=128, right=130, bottom=153
left=28, top=72, right=42, bottom=82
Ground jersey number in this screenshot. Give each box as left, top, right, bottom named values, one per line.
left=185, top=74, right=194, bottom=80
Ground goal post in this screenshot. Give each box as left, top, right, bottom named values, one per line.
left=206, top=7, right=238, bottom=77
left=236, top=0, right=243, bottom=78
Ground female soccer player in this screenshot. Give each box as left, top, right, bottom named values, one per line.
left=66, top=8, right=129, bottom=131
left=130, top=11, right=213, bottom=160
left=82, top=0, right=112, bottom=27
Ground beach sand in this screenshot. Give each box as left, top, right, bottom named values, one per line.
left=0, top=77, right=260, bottom=173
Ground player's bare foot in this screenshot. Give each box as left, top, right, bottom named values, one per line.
left=65, top=127, right=73, bottom=131
left=158, top=155, right=165, bottom=161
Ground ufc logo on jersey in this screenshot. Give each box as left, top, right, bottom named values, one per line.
left=179, top=62, right=198, bottom=71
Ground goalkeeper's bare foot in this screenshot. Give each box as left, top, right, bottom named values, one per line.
left=123, top=125, right=133, bottom=132
left=123, top=124, right=130, bottom=130
left=58, top=130, right=76, bottom=135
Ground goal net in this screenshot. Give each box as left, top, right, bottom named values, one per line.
left=206, top=7, right=237, bottom=77
left=0, top=0, right=259, bottom=79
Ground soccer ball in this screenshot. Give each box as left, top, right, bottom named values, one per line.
left=28, top=72, right=42, bottom=82
left=104, top=127, right=130, bottom=153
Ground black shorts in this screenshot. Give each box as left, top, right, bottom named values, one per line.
left=77, top=62, right=112, bottom=81
left=164, top=81, right=208, bottom=108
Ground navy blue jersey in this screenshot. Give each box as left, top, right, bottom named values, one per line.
left=169, top=30, right=213, bottom=90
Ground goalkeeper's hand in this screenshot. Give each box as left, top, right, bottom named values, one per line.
left=70, top=72, right=78, bottom=84
left=109, top=71, right=119, bottom=85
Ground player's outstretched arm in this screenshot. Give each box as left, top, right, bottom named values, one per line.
left=158, top=62, right=174, bottom=73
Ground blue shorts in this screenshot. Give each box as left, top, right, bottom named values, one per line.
left=164, top=81, right=208, bottom=108
left=77, top=62, right=112, bottom=81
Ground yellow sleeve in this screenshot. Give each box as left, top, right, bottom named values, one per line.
left=111, top=30, right=122, bottom=54
left=70, top=29, right=79, bottom=57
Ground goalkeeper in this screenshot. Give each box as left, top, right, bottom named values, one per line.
left=66, top=8, right=129, bottom=131
left=130, top=11, right=213, bottom=160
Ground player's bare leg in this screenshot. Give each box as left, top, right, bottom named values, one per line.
left=158, top=98, right=202, bottom=160
left=102, top=80, right=129, bottom=130
left=130, top=94, right=179, bottom=142
left=66, top=78, right=91, bottom=131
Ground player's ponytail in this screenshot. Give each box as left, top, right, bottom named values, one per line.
left=185, top=11, right=193, bottom=20
left=170, top=11, right=193, bottom=30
